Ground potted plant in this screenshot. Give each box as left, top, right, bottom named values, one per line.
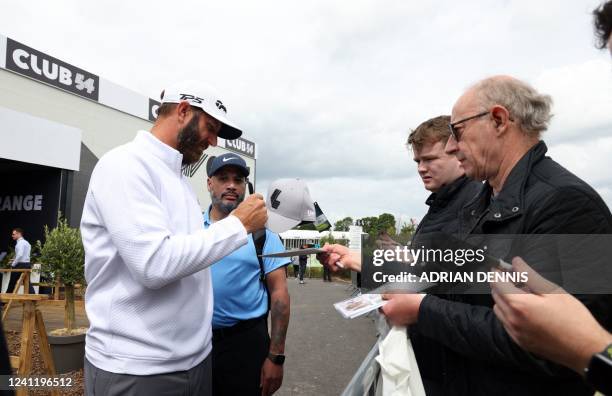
left=37, top=214, right=87, bottom=373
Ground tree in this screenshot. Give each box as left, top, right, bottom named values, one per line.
left=333, top=217, right=353, bottom=232
left=38, top=215, right=85, bottom=332
left=319, top=231, right=336, bottom=246
left=397, top=221, right=417, bottom=244
left=356, top=213, right=397, bottom=238
left=356, top=216, right=379, bottom=235
left=377, top=213, right=396, bottom=235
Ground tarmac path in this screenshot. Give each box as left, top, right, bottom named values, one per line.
left=278, top=278, right=378, bottom=396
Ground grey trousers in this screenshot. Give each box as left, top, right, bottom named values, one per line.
left=85, top=354, right=212, bottom=396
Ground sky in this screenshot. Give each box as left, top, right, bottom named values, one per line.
left=1, top=0, right=611, bottom=227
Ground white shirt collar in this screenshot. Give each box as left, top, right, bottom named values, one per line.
left=134, top=130, right=184, bottom=175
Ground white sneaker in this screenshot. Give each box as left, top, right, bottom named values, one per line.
left=300, top=280, right=305, bottom=284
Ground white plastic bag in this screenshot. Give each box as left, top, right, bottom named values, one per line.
left=375, top=326, right=426, bottom=396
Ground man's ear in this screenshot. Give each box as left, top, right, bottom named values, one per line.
left=491, top=105, right=511, bottom=134
left=207, top=177, right=212, bottom=192
left=176, top=101, right=192, bottom=124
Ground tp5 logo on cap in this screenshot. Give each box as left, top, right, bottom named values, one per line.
left=265, top=179, right=316, bottom=233
left=160, top=80, right=242, bottom=140
left=179, top=94, right=204, bottom=104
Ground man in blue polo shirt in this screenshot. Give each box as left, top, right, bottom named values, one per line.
left=204, top=153, right=290, bottom=396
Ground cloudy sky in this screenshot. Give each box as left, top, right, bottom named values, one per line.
left=1, top=0, right=611, bottom=227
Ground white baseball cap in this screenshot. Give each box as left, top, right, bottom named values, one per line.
left=266, top=178, right=316, bottom=233
left=160, top=80, right=242, bottom=140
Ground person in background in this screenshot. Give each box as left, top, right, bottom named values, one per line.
left=291, top=255, right=299, bottom=279
left=298, top=245, right=308, bottom=285
left=7, top=228, right=35, bottom=294
left=322, top=258, right=332, bottom=282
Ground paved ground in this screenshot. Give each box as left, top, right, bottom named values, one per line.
left=278, top=278, right=378, bottom=396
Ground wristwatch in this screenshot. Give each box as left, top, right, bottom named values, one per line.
left=267, top=353, right=285, bottom=365
left=584, top=343, right=612, bottom=395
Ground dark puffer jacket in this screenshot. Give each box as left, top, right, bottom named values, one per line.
left=414, top=176, right=482, bottom=236
left=414, top=141, right=612, bottom=396
left=408, top=175, right=481, bottom=395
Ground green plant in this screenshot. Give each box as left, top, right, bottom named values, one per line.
left=37, top=215, right=85, bottom=331
left=319, top=231, right=348, bottom=247
left=333, top=217, right=353, bottom=232
left=1, top=247, right=14, bottom=268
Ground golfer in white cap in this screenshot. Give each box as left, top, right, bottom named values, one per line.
left=81, top=81, right=267, bottom=395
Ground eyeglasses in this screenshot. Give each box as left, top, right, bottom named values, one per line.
left=448, top=110, right=490, bottom=142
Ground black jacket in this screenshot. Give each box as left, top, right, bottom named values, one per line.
left=413, top=176, right=482, bottom=237
left=415, top=141, right=612, bottom=395
left=409, top=176, right=482, bottom=395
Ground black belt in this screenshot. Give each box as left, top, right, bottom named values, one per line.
left=212, top=315, right=266, bottom=341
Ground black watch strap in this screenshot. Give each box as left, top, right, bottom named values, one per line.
left=585, top=343, right=612, bottom=395
left=267, top=353, right=285, bottom=365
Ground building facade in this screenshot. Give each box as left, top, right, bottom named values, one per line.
left=0, top=34, right=257, bottom=253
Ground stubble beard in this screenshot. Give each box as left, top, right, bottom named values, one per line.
left=210, top=192, right=245, bottom=215
left=178, top=114, right=205, bottom=166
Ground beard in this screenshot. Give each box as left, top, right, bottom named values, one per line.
left=210, top=191, right=245, bottom=215
left=177, top=114, right=205, bottom=166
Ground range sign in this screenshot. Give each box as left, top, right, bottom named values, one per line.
left=5, top=38, right=99, bottom=101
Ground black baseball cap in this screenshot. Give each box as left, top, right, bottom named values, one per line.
left=207, top=153, right=250, bottom=177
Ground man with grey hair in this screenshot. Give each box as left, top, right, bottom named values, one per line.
left=377, top=75, right=612, bottom=395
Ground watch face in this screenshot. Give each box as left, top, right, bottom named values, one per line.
left=269, top=353, right=285, bottom=365
left=585, top=345, right=612, bottom=395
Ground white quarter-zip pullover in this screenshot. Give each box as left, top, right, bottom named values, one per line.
left=81, top=130, right=247, bottom=375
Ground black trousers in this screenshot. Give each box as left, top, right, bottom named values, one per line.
left=212, top=317, right=270, bottom=396
left=323, top=266, right=332, bottom=281
left=6, top=262, right=35, bottom=294
left=298, top=262, right=307, bottom=281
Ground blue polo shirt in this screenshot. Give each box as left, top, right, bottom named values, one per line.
left=205, top=208, right=290, bottom=329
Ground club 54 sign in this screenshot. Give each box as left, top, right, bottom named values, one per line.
left=225, top=137, right=255, bottom=158
left=5, top=38, right=99, bottom=101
